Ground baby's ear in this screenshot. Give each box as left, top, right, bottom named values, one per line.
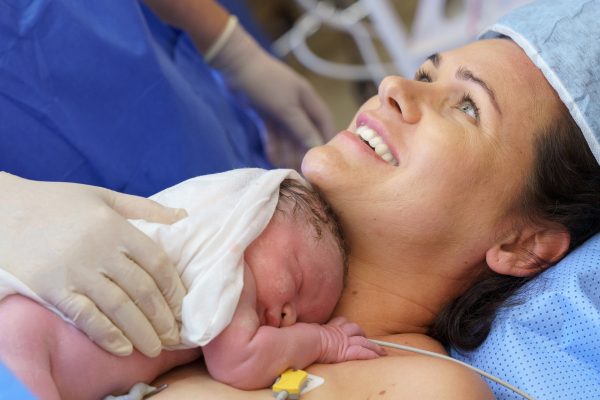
left=486, top=226, right=570, bottom=277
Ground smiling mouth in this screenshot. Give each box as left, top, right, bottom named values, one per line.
left=353, top=125, right=398, bottom=166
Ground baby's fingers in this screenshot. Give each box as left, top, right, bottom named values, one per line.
left=345, top=345, right=382, bottom=361
left=349, top=336, right=387, bottom=356
left=327, top=316, right=366, bottom=337
left=339, top=321, right=366, bottom=338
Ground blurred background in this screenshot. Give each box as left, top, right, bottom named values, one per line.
left=241, top=0, right=533, bottom=136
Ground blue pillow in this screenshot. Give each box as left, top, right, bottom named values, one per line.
left=0, top=361, right=38, bottom=400
left=452, top=233, right=600, bottom=399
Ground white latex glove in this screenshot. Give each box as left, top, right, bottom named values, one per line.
left=0, top=172, right=188, bottom=357
left=209, top=20, right=336, bottom=153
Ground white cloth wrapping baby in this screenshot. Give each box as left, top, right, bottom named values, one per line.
left=0, top=168, right=304, bottom=349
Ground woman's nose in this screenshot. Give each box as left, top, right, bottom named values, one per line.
left=378, top=76, right=423, bottom=124
left=280, top=303, right=297, bottom=327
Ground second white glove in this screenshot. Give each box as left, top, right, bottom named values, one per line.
left=209, top=18, right=336, bottom=152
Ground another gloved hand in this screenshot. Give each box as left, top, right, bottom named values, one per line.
left=0, top=172, right=188, bottom=357
left=209, top=18, right=336, bottom=154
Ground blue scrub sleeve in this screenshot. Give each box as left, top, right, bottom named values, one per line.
left=0, top=0, right=272, bottom=197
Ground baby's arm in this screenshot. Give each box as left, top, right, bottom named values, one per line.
left=202, top=265, right=384, bottom=390
left=0, top=295, right=201, bottom=400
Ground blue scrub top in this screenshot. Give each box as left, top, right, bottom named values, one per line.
left=0, top=0, right=272, bottom=197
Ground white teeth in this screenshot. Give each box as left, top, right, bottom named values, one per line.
left=369, top=136, right=383, bottom=148
left=359, top=128, right=377, bottom=141
left=375, top=143, right=389, bottom=156
left=353, top=124, right=398, bottom=166
left=381, top=153, right=394, bottom=163
left=355, top=125, right=368, bottom=135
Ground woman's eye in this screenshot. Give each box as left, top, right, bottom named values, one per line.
left=457, top=94, right=480, bottom=121
left=415, top=68, right=432, bottom=82
left=459, top=102, right=476, bottom=119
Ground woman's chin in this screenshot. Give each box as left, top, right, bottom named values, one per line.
left=302, top=138, right=351, bottom=195
left=301, top=144, right=333, bottom=187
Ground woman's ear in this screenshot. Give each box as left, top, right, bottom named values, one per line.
left=486, top=227, right=570, bottom=277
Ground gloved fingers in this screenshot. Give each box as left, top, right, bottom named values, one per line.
left=104, top=188, right=189, bottom=225
left=299, top=82, right=336, bottom=142
left=106, top=252, right=181, bottom=347
left=56, top=292, right=133, bottom=356
left=120, top=220, right=186, bottom=323
left=348, top=336, right=387, bottom=356
left=261, top=123, right=305, bottom=171
left=85, top=280, right=164, bottom=358
left=278, top=106, right=326, bottom=149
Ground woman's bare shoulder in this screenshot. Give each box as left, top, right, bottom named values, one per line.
left=152, top=334, right=495, bottom=400
left=303, top=352, right=495, bottom=399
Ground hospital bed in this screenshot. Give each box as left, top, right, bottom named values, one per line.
left=273, top=0, right=534, bottom=85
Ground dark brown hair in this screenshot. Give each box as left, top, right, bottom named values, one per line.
left=430, top=103, right=600, bottom=352
left=276, top=179, right=350, bottom=278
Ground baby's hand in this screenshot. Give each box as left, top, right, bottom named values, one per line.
left=315, top=317, right=386, bottom=364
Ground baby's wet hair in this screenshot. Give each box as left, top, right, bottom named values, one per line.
left=276, top=179, right=350, bottom=281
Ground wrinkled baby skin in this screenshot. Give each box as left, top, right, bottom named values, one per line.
left=202, top=211, right=385, bottom=389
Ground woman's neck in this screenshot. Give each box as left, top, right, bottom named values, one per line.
left=333, top=254, right=484, bottom=338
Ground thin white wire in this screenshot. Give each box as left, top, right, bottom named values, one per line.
left=370, top=339, right=537, bottom=400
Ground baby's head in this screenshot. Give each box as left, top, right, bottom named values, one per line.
left=244, top=179, right=349, bottom=329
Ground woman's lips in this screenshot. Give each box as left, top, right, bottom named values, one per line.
left=352, top=124, right=398, bottom=166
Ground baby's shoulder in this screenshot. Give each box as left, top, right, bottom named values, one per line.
left=0, top=295, right=64, bottom=359
left=0, top=295, right=60, bottom=347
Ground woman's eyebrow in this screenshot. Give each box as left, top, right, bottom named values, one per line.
left=426, top=53, right=441, bottom=68
left=425, top=53, right=502, bottom=116
left=456, top=67, right=502, bottom=115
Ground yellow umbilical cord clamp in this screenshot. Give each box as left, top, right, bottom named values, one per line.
left=272, top=369, right=308, bottom=399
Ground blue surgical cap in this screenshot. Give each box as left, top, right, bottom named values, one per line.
left=479, top=0, right=600, bottom=165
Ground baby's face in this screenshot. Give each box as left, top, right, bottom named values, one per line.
left=244, top=212, right=344, bottom=328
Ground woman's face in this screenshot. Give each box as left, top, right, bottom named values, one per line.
left=302, top=39, right=561, bottom=275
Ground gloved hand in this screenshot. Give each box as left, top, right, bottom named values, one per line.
left=209, top=19, right=336, bottom=155
left=0, top=172, right=188, bottom=357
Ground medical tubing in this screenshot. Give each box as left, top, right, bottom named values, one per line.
left=369, top=340, right=536, bottom=400
left=276, top=391, right=289, bottom=400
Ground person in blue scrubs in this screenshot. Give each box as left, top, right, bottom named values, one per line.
left=0, top=0, right=335, bottom=395
left=0, top=0, right=334, bottom=197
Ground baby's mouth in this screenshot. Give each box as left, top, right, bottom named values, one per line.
left=353, top=125, right=398, bottom=166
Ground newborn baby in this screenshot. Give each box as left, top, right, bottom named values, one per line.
left=0, top=169, right=384, bottom=400
left=201, top=176, right=384, bottom=389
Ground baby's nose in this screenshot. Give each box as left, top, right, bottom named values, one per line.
left=280, top=303, right=297, bottom=327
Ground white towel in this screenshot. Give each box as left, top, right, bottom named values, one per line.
left=131, top=168, right=304, bottom=348
left=0, top=168, right=305, bottom=349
